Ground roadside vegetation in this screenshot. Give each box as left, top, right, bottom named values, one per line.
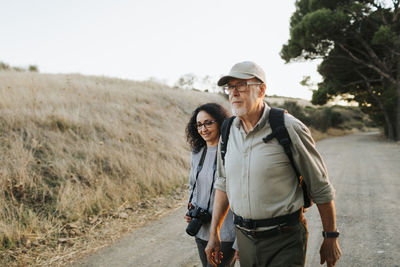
left=0, top=70, right=229, bottom=265
left=0, top=61, right=39, bottom=73
left=281, top=0, right=400, bottom=140
left=0, top=70, right=373, bottom=266
left=268, top=98, right=376, bottom=141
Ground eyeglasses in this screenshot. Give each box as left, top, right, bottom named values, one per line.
left=222, top=82, right=262, bottom=95
left=196, top=120, right=217, bottom=130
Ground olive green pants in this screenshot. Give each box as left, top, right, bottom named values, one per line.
left=235, top=220, right=308, bottom=267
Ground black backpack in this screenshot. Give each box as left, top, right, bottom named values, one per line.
left=220, top=107, right=313, bottom=209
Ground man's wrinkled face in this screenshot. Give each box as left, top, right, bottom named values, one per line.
left=227, top=78, right=261, bottom=117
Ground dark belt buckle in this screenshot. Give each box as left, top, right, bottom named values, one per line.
left=242, top=219, right=256, bottom=230
left=248, top=230, right=257, bottom=237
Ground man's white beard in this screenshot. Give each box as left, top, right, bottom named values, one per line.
left=231, top=88, right=259, bottom=117
left=231, top=106, right=247, bottom=117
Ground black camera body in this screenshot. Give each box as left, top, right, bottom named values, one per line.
left=185, top=205, right=212, bottom=236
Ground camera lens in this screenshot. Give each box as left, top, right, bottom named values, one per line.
left=186, top=218, right=203, bottom=236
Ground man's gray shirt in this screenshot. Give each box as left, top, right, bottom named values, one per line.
left=215, top=103, right=335, bottom=221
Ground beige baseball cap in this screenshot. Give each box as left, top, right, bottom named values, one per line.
left=217, top=61, right=266, bottom=86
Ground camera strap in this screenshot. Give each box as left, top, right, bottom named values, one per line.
left=188, top=146, right=218, bottom=212
left=205, top=154, right=217, bottom=212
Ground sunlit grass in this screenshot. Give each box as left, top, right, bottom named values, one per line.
left=0, top=71, right=229, bottom=253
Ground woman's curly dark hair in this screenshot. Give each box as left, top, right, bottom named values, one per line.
left=186, top=103, right=229, bottom=153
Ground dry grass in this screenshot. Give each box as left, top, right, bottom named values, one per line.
left=310, top=127, right=355, bottom=142
left=0, top=71, right=229, bottom=266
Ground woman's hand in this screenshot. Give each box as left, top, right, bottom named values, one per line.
left=185, top=203, right=193, bottom=223
left=184, top=215, right=191, bottom=223
left=234, top=250, right=240, bottom=261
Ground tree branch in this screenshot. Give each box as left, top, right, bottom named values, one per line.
left=370, top=1, right=382, bottom=9
left=393, top=3, right=400, bottom=22
left=355, top=70, right=384, bottom=106
left=357, top=37, right=391, bottom=72
left=339, top=78, right=383, bottom=88
left=337, top=38, right=371, bottom=59
left=336, top=42, right=396, bottom=84
left=356, top=69, right=395, bottom=139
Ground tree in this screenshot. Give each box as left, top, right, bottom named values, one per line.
left=281, top=0, right=400, bottom=140
left=0, top=61, right=10, bottom=70
left=28, top=65, right=39, bottom=72
left=175, top=73, right=197, bottom=90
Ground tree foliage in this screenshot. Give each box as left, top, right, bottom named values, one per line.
left=174, top=73, right=219, bottom=93
left=0, top=61, right=39, bottom=72
left=282, top=0, right=400, bottom=140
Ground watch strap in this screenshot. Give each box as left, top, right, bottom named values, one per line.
left=322, top=230, right=340, bottom=238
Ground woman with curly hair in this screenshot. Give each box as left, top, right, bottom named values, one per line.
left=184, top=103, right=236, bottom=267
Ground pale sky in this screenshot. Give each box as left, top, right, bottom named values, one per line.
left=0, top=0, right=322, bottom=99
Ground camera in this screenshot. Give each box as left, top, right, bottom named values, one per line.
left=185, top=205, right=212, bottom=236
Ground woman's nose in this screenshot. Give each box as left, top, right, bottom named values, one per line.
left=200, top=126, right=208, bottom=132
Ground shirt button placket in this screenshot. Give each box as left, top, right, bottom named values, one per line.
left=242, top=151, right=248, bottom=201
left=244, top=136, right=251, bottom=217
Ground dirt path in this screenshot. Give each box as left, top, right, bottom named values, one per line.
left=71, top=132, right=400, bottom=266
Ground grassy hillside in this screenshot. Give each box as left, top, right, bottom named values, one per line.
left=0, top=71, right=229, bottom=261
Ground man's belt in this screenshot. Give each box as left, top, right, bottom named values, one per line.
left=233, top=209, right=301, bottom=230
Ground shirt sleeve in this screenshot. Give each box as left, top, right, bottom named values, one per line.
left=214, top=140, right=227, bottom=192
left=232, top=238, right=238, bottom=250
left=285, top=114, right=335, bottom=204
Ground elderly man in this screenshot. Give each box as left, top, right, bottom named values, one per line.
left=205, top=61, right=341, bottom=267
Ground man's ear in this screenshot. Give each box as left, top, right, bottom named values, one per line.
left=258, top=83, right=266, bottom=97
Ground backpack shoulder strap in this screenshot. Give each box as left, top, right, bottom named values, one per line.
left=263, top=108, right=292, bottom=154
left=263, top=108, right=312, bottom=208
left=263, top=107, right=299, bottom=177
left=220, top=116, right=235, bottom=166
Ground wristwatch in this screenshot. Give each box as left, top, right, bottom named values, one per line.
left=322, top=230, right=340, bottom=238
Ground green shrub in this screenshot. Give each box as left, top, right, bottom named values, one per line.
left=0, top=61, right=10, bottom=71
left=29, top=65, right=39, bottom=72
left=275, top=101, right=366, bottom=132
left=0, top=61, right=39, bottom=72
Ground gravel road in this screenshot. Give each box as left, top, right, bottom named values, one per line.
left=72, top=132, right=400, bottom=267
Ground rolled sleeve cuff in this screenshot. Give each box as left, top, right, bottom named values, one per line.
left=312, top=184, right=336, bottom=204
left=214, top=177, right=226, bottom=192
left=232, top=238, right=238, bottom=250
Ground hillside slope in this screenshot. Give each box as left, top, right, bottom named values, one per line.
left=0, top=71, right=229, bottom=264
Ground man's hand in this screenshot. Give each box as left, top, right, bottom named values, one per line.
left=206, top=190, right=230, bottom=266
left=320, top=238, right=342, bottom=267
left=317, top=201, right=341, bottom=266
left=205, top=235, right=223, bottom=267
